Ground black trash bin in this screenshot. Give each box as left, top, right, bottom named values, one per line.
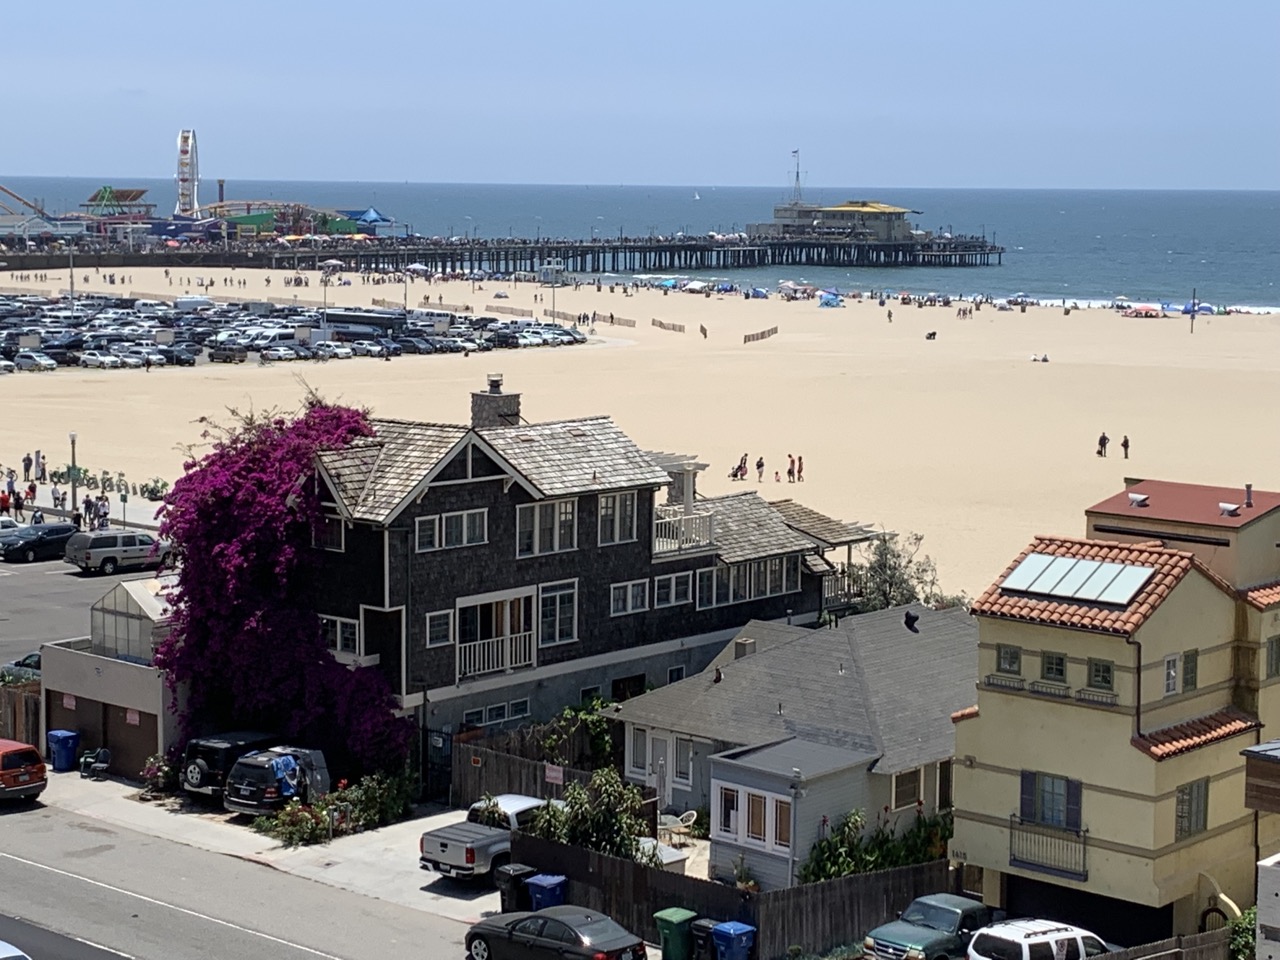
left=691, top=918, right=718, bottom=960
left=493, top=863, right=537, bottom=913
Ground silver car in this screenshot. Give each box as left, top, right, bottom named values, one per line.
left=64, top=529, right=173, bottom=575
left=14, top=351, right=56, bottom=371
left=79, top=350, right=123, bottom=369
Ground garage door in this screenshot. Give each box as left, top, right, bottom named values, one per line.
left=45, top=691, right=106, bottom=757
left=1006, top=874, right=1173, bottom=947
left=104, top=705, right=158, bottom=780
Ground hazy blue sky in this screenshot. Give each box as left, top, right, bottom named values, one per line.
left=4, top=0, right=1276, bottom=189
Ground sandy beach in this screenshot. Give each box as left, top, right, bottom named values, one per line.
left=3, top=265, right=1279, bottom=597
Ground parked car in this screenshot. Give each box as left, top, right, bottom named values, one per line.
left=262, top=346, right=296, bottom=362
left=490, top=331, right=522, bottom=349
left=395, top=337, right=435, bottom=354
left=465, top=905, right=644, bottom=960
left=313, top=341, right=353, bottom=359
left=79, top=350, right=123, bottom=369
left=289, top=344, right=314, bottom=360
left=0, top=523, right=78, bottom=563
left=864, top=894, right=997, bottom=960
left=118, top=354, right=144, bottom=368
left=181, top=731, right=281, bottom=800
left=0, top=738, right=47, bottom=803
left=0, top=359, right=14, bottom=374
left=1, top=652, right=41, bottom=681
left=350, top=340, right=385, bottom=357
left=0, top=517, right=21, bottom=533
left=209, top=345, right=248, bottom=363
left=223, top=746, right=330, bottom=816
left=375, top=337, right=403, bottom=357
left=157, top=345, right=197, bottom=366
left=173, top=340, right=204, bottom=356
left=968, top=920, right=1117, bottom=960
left=14, top=351, right=56, bottom=371
left=420, top=793, right=555, bottom=882
left=64, top=529, right=172, bottom=575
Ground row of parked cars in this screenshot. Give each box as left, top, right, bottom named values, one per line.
left=0, top=521, right=171, bottom=572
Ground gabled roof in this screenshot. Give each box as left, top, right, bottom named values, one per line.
left=707, top=619, right=811, bottom=669
left=1131, top=706, right=1261, bottom=760
left=700, top=492, right=817, bottom=563
left=767, top=498, right=879, bottom=549
left=1087, top=479, right=1280, bottom=530
left=971, top=536, right=1236, bottom=637
left=477, top=417, right=671, bottom=499
left=1243, top=580, right=1280, bottom=611
left=608, top=603, right=977, bottom=774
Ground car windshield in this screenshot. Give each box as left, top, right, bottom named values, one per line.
left=13, top=527, right=41, bottom=540
left=1, top=748, right=42, bottom=770
left=577, top=918, right=629, bottom=945
left=901, top=901, right=961, bottom=934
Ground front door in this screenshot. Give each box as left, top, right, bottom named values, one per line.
left=651, top=737, right=670, bottom=807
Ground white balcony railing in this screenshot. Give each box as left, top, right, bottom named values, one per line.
left=457, top=631, right=535, bottom=681
left=654, top=506, right=716, bottom=555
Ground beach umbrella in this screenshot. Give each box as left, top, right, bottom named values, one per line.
left=320, top=259, right=345, bottom=268
left=1114, top=295, right=1130, bottom=301
left=165, top=240, right=180, bottom=248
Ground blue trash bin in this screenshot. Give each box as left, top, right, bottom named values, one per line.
left=525, top=874, right=567, bottom=910
left=710, top=921, right=756, bottom=960
left=47, top=729, right=80, bottom=773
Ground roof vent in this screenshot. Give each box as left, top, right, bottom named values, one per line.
left=567, top=427, right=587, bottom=438
left=1220, top=502, right=1241, bottom=517
left=777, top=702, right=784, bottom=715
left=486, top=373, right=503, bottom=394
left=734, top=638, right=756, bottom=660
left=1246, top=483, right=1254, bottom=508
left=1128, top=493, right=1150, bottom=508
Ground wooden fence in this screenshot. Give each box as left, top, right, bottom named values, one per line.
left=743, top=325, right=779, bottom=344
left=451, top=743, right=596, bottom=808
left=1102, top=929, right=1229, bottom=960
left=487, top=304, right=534, bottom=318
left=651, top=318, right=685, bottom=333
left=511, top=833, right=948, bottom=960
left=0, top=682, right=42, bottom=746
left=420, top=298, right=472, bottom=312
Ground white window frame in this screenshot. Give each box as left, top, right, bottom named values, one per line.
left=598, top=491, right=638, bottom=546
left=674, top=737, right=693, bottom=783
left=320, top=614, right=360, bottom=660
left=516, top=498, right=577, bottom=558
left=1164, top=655, right=1179, bottom=697
left=745, top=792, right=768, bottom=843
left=315, top=509, right=345, bottom=552
left=463, top=708, right=484, bottom=727
left=716, top=784, right=739, bottom=836
left=892, top=766, right=924, bottom=811
left=426, top=610, right=453, bottom=647
left=774, top=797, right=792, bottom=850
left=610, top=579, right=649, bottom=617
left=538, top=579, right=578, bottom=646
left=631, top=726, right=648, bottom=772
left=509, top=698, right=530, bottom=719
left=668, top=665, right=686, bottom=684
left=696, top=555, right=804, bottom=609
left=654, top=571, right=694, bottom=608
left=415, top=515, right=439, bottom=553
left=484, top=702, right=507, bottom=725
left=417, top=509, right=487, bottom=551
left=711, top=778, right=793, bottom=854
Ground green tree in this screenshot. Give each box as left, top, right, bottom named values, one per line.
left=529, top=767, right=659, bottom=865
left=851, top=532, right=968, bottom=612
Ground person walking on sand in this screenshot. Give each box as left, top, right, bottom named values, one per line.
left=13, top=491, right=23, bottom=521
left=756, top=456, right=765, bottom=482
left=1121, top=435, right=1130, bottom=459
left=39, top=454, right=47, bottom=482
left=1097, top=432, right=1109, bottom=458
left=21, top=452, right=32, bottom=482
left=797, top=456, right=804, bottom=482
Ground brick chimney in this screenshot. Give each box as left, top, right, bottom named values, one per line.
left=471, top=374, right=521, bottom=428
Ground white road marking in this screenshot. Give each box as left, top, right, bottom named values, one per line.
left=0, top=852, right=350, bottom=960
left=72, top=935, right=135, bottom=958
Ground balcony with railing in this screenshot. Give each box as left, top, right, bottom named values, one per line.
left=983, top=673, right=1026, bottom=692
left=823, top=565, right=866, bottom=609
left=1075, top=687, right=1119, bottom=707
left=653, top=504, right=716, bottom=556
left=1028, top=680, right=1071, bottom=699
left=457, top=631, right=535, bottom=681
left=1009, top=815, right=1088, bottom=881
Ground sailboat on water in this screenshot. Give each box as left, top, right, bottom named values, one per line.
left=693, top=191, right=700, bottom=201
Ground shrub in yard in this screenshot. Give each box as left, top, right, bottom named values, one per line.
left=250, top=771, right=415, bottom=847
left=799, top=803, right=951, bottom=883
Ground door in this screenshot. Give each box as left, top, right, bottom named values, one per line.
left=119, top=534, right=140, bottom=566
left=651, top=737, right=670, bottom=807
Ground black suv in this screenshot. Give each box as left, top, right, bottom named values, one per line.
left=375, top=337, right=403, bottom=357
left=222, top=746, right=330, bottom=816
left=181, top=731, right=280, bottom=800
left=0, top=523, right=78, bottom=563
left=209, top=345, right=248, bottom=363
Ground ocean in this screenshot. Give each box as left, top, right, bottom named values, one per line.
left=5, top=176, right=1279, bottom=308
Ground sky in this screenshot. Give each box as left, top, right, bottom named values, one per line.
left=3, top=0, right=1277, bottom=189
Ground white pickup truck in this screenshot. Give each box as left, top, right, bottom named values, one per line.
left=418, top=794, right=552, bottom=882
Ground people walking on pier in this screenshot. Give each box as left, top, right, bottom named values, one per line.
left=1121, top=435, right=1130, bottom=459
left=1097, top=432, right=1109, bottom=458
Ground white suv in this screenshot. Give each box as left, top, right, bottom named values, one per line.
left=968, top=920, right=1114, bottom=960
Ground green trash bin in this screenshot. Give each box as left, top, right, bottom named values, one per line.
left=654, top=907, right=699, bottom=960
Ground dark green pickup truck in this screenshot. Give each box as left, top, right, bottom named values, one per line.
left=865, top=894, right=998, bottom=960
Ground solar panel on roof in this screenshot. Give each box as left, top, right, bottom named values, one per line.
left=1000, top=552, right=1055, bottom=591
left=1072, top=562, right=1129, bottom=602
left=1025, top=556, right=1080, bottom=594
left=1094, top=565, right=1156, bottom=605
left=1052, top=559, right=1103, bottom=597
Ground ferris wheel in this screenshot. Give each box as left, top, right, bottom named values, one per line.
left=175, top=129, right=200, bottom=216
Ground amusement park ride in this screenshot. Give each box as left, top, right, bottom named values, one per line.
left=175, top=128, right=199, bottom=216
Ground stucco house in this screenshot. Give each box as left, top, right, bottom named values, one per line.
left=607, top=603, right=977, bottom=889
left=951, top=478, right=1280, bottom=945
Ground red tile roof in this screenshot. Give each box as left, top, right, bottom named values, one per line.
left=1131, top=706, right=1261, bottom=760
left=951, top=705, right=979, bottom=723
left=971, top=536, right=1236, bottom=636
left=1244, top=580, right=1280, bottom=610
left=1087, top=479, right=1280, bottom=530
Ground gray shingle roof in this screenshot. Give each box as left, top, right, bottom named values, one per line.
left=700, top=492, right=816, bottom=564
left=708, top=619, right=811, bottom=669
left=478, top=416, right=671, bottom=498
left=767, top=498, right=880, bottom=548
left=715, top=738, right=880, bottom=779
left=608, top=603, right=977, bottom=773
left=317, top=440, right=382, bottom=514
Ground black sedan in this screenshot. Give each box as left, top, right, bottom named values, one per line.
left=158, top=346, right=197, bottom=366
left=465, top=906, right=643, bottom=960
left=0, top=523, right=78, bottom=563
left=395, top=336, right=435, bottom=354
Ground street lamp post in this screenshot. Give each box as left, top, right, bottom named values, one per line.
left=69, top=432, right=78, bottom=520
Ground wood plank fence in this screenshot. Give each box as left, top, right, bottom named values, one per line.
left=451, top=743, right=595, bottom=808
left=651, top=318, right=685, bottom=333
left=486, top=304, right=534, bottom=318
left=0, top=682, right=42, bottom=746
left=744, top=325, right=779, bottom=344
left=1102, top=929, right=1229, bottom=960
left=420, top=298, right=473, bottom=312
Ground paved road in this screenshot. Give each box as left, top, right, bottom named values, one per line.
left=0, top=559, right=150, bottom=662
left=0, top=912, right=129, bottom=960
left=0, top=802, right=469, bottom=960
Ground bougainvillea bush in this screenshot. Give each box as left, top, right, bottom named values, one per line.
left=154, top=398, right=413, bottom=776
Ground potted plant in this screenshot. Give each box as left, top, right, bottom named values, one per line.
left=733, top=852, right=760, bottom=893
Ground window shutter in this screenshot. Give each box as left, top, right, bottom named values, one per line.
left=1019, top=770, right=1036, bottom=821
left=1065, top=779, right=1083, bottom=832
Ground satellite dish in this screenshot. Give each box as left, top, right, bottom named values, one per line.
left=1128, top=493, right=1149, bottom=507
left=1219, top=502, right=1241, bottom=517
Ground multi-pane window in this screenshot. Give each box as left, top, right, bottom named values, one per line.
left=667, top=665, right=685, bottom=684
left=320, top=615, right=359, bottom=655
left=654, top=572, right=693, bottom=607
left=1175, top=778, right=1209, bottom=839
left=426, top=611, right=452, bottom=646
left=610, top=580, right=649, bottom=616
left=718, top=787, right=738, bottom=835
left=598, top=491, right=637, bottom=545
left=463, top=708, right=484, bottom=727
left=892, top=768, right=922, bottom=810
left=1020, top=770, right=1082, bottom=831
left=416, top=509, right=486, bottom=551
left=1038, top=773, right=1067, bottom=827
left=1164, top=656, right=1179, bottom=696
left=315, top=512, right=344, bottom=552
left=631, top=727, right=647, bottom=771
left=675, top=738, right=692, bottom=781
left=696, top=556, right=803, bottom=609
left=1182, top=650, right=1198, bottom=693
left=1087, top=659, right=1114, bottom=690
left=1041, top=652, right=1067, bottom=683
left=509, top=699, right=530, bottom=719
left=775, top=799, right=791, bottom=848
left=516, top=499, right=576, bottom=557
left=746, top=793, right=767, bottom=842
left=539, top=581, right=577, bottom=644
left=485, top=703, right=507, bottom=725
left=997, top=645, right=1022, bottom=675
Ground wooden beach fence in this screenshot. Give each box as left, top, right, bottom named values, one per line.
left=487, top=304, right=534, bottom=318
left=420, top=297, right=473, bottom=313
left=743, top=325, right=779, bottom=344
left=651, top=318, right=685, bottom=333
left=543, top=308, right=578, bottom=323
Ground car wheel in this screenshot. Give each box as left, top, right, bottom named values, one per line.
left=467, top=936, right=491, bottom=960
left=185, top=758, right=209, bottom=788
left=100, top=557, right=118, bottom=575
left=23, top=548, right=35, bottom=563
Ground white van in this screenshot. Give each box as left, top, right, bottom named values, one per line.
left=174, top=296, right=216, bottom=313
left=252, top=330, right=299, bottom=350
left=134, top=299, right=171, bottom=316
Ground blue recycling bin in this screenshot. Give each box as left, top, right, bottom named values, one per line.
left=525, top=874, right=567, bottom=910
left=710, top=921, right=756, bottom=960
left=47, top=729, right=80, bottom=773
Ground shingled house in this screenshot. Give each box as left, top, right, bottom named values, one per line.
left=308, top=375, right=877, bottom=740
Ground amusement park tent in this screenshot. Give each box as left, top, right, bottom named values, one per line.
left=337, top=207, right=394, bottom=226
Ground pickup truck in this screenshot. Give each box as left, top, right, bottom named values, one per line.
left=418, top=794, right=551, bottom=882
left=864, top=893, right=998, bottom=960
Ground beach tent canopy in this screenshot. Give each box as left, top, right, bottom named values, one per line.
left=685, top=280, right=708, bottom=292
left=819, top=293, right=844, bottom=307
left=340, top=207, right=393, bottom=225
left=750, top=288, right=768, bottom=298
left=1182, top=302, right=1215, bottom=314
